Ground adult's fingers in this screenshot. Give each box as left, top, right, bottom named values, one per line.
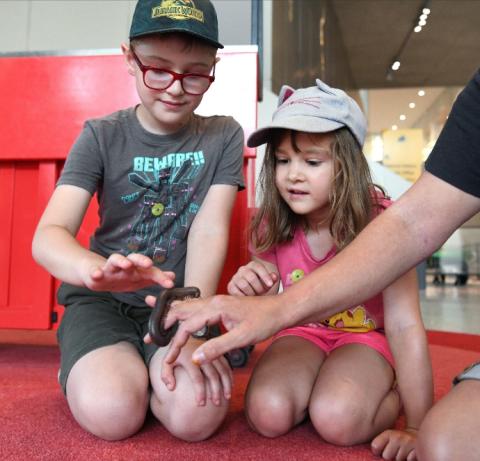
left=199, top=362, right=222, bottom=406
left=212, top=357, right=233, bottom=400
left=184, top=363, right=207, bottom=406
left=191, top=328, right=251, bottom=365
left=163, top=301, right=224, bottom=365
left=161, top=358, right=177, bottom=391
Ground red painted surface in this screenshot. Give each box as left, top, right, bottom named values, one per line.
left=0, top=47, right=257, bottom=330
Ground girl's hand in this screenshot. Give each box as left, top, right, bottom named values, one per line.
left=227, top=261, right=278, bottom=296
left=161, top=337, right=233, bottom=406
left=82, top=252, right=175, bottom=292
left=371, top=428, right=418, bottom=461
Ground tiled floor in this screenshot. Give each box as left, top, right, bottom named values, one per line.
left=421, top=277, right=480, bottom=334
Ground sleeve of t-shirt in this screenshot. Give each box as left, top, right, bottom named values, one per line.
left=425, top=69, right=480, bottom=198
left=212, top=116, right=245, bottom=190
left=56, top=120, right=103, bottom=195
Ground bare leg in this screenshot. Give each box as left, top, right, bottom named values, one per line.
left=416, top=380, right=480, bottom=461
left=149, top=346, right=229, bottom=442
left=309, top=343, right=399, bottom=446
left=66, top=341, right=149, bottom=440
left=245, top=336, right=326, bottom=437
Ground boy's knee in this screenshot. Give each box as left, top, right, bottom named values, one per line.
left=69, top=385, right=149, bottom=440
left=245, top=388, right=296, bottom=437
left=163, top=404, right=229, bottom=442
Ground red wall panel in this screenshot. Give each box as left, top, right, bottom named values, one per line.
left=0, top=47, right=257, bottom=330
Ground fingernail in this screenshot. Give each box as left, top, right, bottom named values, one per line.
left=192, top=350, right=206, bottom=365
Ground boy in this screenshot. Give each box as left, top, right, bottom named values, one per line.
left=32, top=0, right=243, bottom=441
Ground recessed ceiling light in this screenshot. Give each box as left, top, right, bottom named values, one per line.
left=400, top=114, right=406, bottom=121
left=414, top=25, right=422, bottom=33
left=391, top=61, right=401, bottom=71
left=409, top=102, right=416, bottom=109
left=423, top=7, right=431, bottom=14
left=392, top=125, right=398, bottom=131
left=419, top=19, right=427, bottom=26
left=418, top=90, right=425, bottom=96
left=420, top=14, right=428, bottom=20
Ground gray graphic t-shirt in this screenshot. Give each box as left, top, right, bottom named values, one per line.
left=57, top=107, right=245, bottom=306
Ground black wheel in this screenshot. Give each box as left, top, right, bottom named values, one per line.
left=226, top=348, right=249, bottom=368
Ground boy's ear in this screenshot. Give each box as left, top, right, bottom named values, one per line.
left=277, top=85, right=295, bottom=107
left=121, top=43, right=136, bottom=76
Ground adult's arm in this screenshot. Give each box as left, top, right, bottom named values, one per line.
left=163, top=170, right=480, bottom=365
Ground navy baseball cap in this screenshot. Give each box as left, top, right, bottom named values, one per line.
left=248, top=79, right=367, bottom=148
left=129, top=0, right=223, bottom=49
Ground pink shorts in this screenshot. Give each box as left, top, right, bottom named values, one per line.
left=274, top=325, right=395, bottom=368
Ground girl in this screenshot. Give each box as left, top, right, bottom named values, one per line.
left=228, top=79, right=433, bottom=461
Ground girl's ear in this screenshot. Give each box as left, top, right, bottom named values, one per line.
left=277, top=85, right=295, bottom=107
left=121, top=43, right=136, bottom=76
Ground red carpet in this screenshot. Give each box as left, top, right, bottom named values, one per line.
left=0, top=331, right=478, bottom=461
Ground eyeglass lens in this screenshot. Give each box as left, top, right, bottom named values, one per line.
left=145, top=69, right=211, bottom=95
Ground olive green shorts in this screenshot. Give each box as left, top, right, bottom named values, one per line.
left=56, top=283, right=159, bottom=395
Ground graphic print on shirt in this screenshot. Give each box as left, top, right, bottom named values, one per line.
left=286, top=268, right=376, bottom=332
left=123, top=151, right=205, bottom=264
left=287, top=268, right=305, bottom=285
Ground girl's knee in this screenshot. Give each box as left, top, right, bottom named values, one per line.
left=309, top=399, right=363, bottom=446
left=245, top=388, right=296, bottom=437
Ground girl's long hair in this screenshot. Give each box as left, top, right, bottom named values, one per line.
left=250, top=128, right=386, bottom=253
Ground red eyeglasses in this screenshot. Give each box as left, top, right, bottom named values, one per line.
left=130, top=48, right=215, bottom=96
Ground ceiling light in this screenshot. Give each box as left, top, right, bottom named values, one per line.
left=392, top=125, right=398, bottom=131
left=391, top=61, right=401, bottom=71
left=399, top=114, right=406, bottom=121
left=409, top=102, right=416, bottom=109
left=418, top=90, right=425, bottom=96
left=385, top=1, right=431, bottom=81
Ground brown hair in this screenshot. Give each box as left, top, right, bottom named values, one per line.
left=250, top=128, right=386, bottom=253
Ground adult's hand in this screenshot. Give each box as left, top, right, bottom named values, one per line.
left=148, top=293, right=287, bottom=366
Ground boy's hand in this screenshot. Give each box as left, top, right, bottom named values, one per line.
left=371, top=428, right=418, bottom=461
left=82, top=253, right=175, bottom=292
left=227, top=261, right=278, bottom=296
left=161, top=337, right=233, bottom=406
